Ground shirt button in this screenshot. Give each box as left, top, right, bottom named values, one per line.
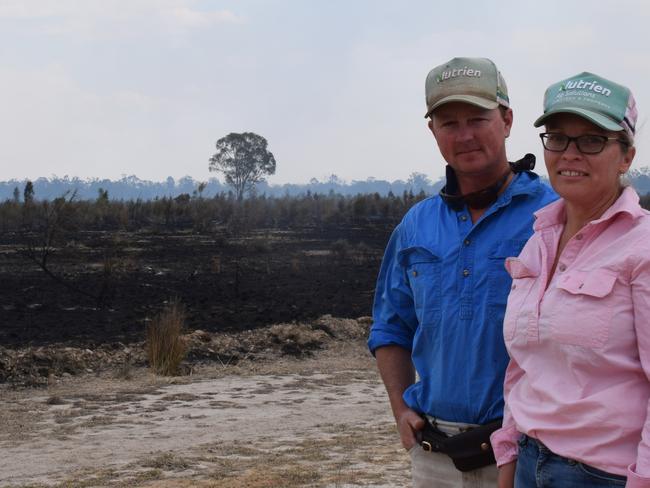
left=575, top=234, right=583, bottom=240
left=511, top=284, right=516, bottom=290
left=463, top=269, right=470, bottom=277
left=558, top=263, right=567, bottom=272
left=464, top=239, right=471, bottom=246
left=460, top=215, right=468, bottom=222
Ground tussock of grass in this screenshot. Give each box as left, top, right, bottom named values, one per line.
left=45, top=395, right=66, bottom=405
left=146, top=300, right=187, bottom=376
left=141, top=452, right=192, bottom=471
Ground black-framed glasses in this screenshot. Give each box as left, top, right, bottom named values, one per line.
left=539, top=133, right=628, bottom=154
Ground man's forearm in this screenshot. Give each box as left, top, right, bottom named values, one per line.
left=375, top=345, right=415, bottom=421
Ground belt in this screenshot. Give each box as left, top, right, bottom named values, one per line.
left=425, top=416, right=480, bottom=436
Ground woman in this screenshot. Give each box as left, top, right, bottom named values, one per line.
left=491, top=72, right=650, bottom=487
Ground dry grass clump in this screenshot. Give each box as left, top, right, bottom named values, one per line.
left=146, top=300, right=188, bottom=376
left=45, top=395, right=66, bottom=405
left=141, top=452, right=192, bottom=471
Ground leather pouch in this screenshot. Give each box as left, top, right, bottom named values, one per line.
left=419, top=418, right=501, bottom=472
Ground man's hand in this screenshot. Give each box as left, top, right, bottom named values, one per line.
left=397, top=408, right=425, bottom=450
left=497, top=461, right=516, bottom=488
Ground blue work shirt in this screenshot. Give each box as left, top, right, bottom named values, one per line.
left=368, top=171, right=557, bottom=425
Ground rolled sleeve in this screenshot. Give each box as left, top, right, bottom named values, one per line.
left=491, top=424, right=519, bottom=467
left=627, top=465, right=650, bottom=488
left=368, top=224, right=417, bottom=355
left=630, top=253, right=650, bottom=485
left=491, top=357, right=525, bottom=466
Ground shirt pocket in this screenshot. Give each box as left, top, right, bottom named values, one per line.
left=398, top=246, right=441, bottom=328
left=549, top=269, right=618, bottom=348
left=487, top=239, right=528, bottom=327
left=503, top=258, right=539, bottom=341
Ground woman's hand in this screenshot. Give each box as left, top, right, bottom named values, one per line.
left=497, top=461, right=516, bottom=488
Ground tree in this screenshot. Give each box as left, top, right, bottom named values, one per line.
left=23, top=181, right=34, bottom=204
left=407, top=172, right=431, bottom=194
left=97, top=188, right=109, bottom=204
left=209, top=132, right=276, bottom=200
left=196, top=181, right=207, bottom=199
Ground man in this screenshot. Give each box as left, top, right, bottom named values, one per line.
left=368, top=57, right=556, bottom=487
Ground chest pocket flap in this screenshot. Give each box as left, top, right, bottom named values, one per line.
left=397, top=246, right=439, bottom=267
left=555, top=270, right=617, bottom=298
left=550, top=269, right=618, bottom=348
left=505, top=258, right=539, bottom=279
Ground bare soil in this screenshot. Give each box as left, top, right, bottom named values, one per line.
left=0, top=317, right=409, bottom=488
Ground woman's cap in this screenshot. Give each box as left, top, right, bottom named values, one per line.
left=534, top=72, right=637, bottom=139
left=424, top=57, right=509, bottom=118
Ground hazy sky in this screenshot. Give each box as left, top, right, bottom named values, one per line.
left=1, top=0, right=649, bottom=184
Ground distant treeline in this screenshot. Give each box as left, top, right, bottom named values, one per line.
left=3, top=167, right=650, bottom=202
left=0, top=190, right=432, bottom=234
left=3, top=186, right=650, bottom=237
left=0, top=173, right=444, bottom=201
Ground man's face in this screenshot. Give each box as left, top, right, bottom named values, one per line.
left=428, top=102, right=512, bottom=178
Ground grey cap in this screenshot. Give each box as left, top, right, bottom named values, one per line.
left=425, top=57, right=509, bottom=118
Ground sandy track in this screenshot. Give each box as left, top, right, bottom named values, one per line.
left=0, top=341, right=410, bottom=488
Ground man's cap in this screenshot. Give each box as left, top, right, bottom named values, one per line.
left=424, top=57, right=509, bottom=118
left=534, top=72, right=637, bottom=139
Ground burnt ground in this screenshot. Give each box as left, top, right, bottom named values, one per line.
left=0, top=223, right=392, bottom=348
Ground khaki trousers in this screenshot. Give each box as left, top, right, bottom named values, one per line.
left=410, top=418, right=498, bottom=488
left=410, top=445, right=498, bottom=487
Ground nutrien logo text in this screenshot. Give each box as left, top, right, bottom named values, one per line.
left=561, top=79, right=612, bottom=96
left=436, top=67, right=481, bottom=83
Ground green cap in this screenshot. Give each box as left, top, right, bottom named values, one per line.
left=424, top=57, right=509, bottom=118
left=534, top=72, right=637, bottom=138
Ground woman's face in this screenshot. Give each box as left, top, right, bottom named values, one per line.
left=543, top=114, right=635, bottom=207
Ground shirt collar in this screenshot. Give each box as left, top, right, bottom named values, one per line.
left=506, top=171, right=536, bottom=197
left=533, top=186, right=643, bottom=231
left=494, top=171, right=542, bottom=207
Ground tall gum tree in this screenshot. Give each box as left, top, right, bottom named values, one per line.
left=209, top=132, right=276, bottom=200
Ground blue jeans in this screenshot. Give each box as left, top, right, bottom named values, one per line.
left=515, top=435, right=626, bottom=487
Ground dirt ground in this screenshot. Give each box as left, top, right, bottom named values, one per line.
left=0, top=318, right=410, bottom=488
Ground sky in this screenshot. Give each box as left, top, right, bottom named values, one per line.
left=1, top=0, right=649, bottom=185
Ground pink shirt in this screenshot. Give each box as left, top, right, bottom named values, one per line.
left=491, top=187, right=650, bottom=486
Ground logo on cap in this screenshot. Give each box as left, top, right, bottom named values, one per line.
left=560, top=79, right=612, bottom=96
left=435, top=67, right=482, bottom=83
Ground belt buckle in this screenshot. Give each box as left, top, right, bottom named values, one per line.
left=421, top=440, right=433, bottom=452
